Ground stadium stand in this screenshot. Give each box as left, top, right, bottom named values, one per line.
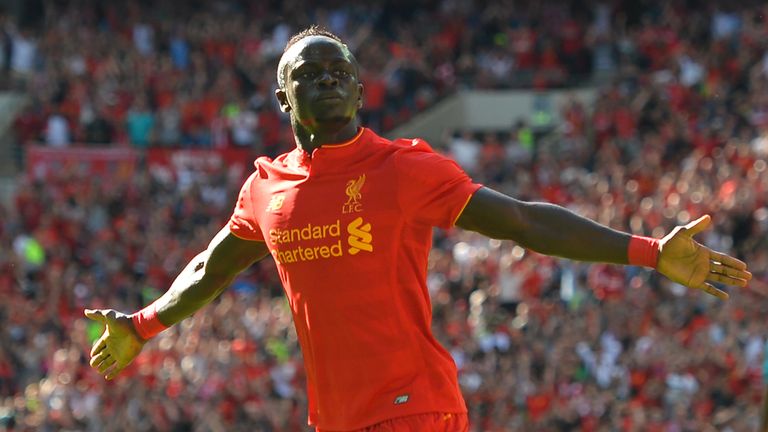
left=1, top=0, right=768, bottom=431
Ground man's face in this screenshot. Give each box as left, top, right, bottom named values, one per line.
left=276, top=36, right=363, bottom=132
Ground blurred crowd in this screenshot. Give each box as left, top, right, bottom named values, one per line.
left=4, top=0, right=705, bottom=150
left=2, top=0, right=768, bottom=431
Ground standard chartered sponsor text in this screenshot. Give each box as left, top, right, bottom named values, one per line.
left=270, top=221, right=341, bottom=244
left=269, top=221, right=344, bottom=264
left=269, top=219, right=373, bottom=263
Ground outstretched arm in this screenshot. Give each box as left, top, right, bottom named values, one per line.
left=456, top=187, right=751, bottom=298
left=85, top=226, right=270, bottom=379
left=137, top=226, right=270, bottom=325
left=457, top=187, right=631, bottom=263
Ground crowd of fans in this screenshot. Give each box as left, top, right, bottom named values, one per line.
left=2, top=0, right=768, bottom=431
left=5, top=0, right=691, bottom=151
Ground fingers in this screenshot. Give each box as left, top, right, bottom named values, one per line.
left=696, top=282, right=729, bottom=300
left=90, top=349, right=123, bottom=379
left=707, top=272, right=748, bottom=288
left=90, top=336, right=107, bottom=357
left=88, top=348, right=124, bottom=381
left=709, top=262, right=752, bottom=284
left=89, top=346, right=118, bottom=379
left=709, top=250, right=749, bottom=272
left=684, top=214, right=711, bottom=236
left=97, top=357, right=117, bottom=375
left=90, top=349, right=109, bottom=368
left=89, top=342, right=115, bottom=376
left=707, top=250, right=752, bottom=291
left=105, top=365, right=124, bottom=381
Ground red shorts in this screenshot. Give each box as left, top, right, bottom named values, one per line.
left=317, top=412, right=469, bottom=432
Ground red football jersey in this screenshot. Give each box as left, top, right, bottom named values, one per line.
left=229, top=128, right=482, bottom=430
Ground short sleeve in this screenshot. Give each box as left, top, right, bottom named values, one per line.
left=228, top=171, right=265, bottom=241
left=395, top=139, right=482, bottom=228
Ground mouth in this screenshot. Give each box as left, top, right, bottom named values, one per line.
left=316, top=93, right=344, bottom=101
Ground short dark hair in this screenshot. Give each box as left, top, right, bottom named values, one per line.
left=284, top=25, right=343, bottom=55
left=277, top=25, right=351, bottom=88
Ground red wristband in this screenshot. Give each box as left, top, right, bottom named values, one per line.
left=131, top=303, right=168, bottom=341
left=628, top=235, right=660, bottom=268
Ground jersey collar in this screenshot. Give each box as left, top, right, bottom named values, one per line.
left=291, top=127, right=367, bottom=168
left=318, top=127, right=365, bottom=150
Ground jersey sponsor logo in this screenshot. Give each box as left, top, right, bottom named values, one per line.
left=266, top=194, right=285, bottom=212
left=270, top=241, right=344, bottom=263
left=269, top=221, right=341, bottom=245
left=393, top=394, right=409, bottom=405
left=268, top=221, right=343, bottom=264
left=266, top=218, right=374, bottom=263
left=347, top=217, right=373, bottom=255
left=343, top=174, right=365, bottom=213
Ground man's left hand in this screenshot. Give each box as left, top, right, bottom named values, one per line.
left=657, top=215, right=752, bottom=300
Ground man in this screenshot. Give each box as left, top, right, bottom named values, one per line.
left=85, top=26, right=752, bottom=432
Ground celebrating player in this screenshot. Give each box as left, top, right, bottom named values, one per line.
left=84, top=26, right=752, bottom=432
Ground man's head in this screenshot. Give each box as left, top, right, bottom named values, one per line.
left=275, top=26, right=363, bottom=134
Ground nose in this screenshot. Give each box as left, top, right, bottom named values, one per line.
left=317, top=70, right=338, bottom=87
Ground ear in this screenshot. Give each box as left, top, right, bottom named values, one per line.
left=357, top=83, right=364, bottom=109
left=275, top=88, right=292, bottom=113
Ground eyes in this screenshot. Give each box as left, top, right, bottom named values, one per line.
left=295, top=68, right=352, bottom=81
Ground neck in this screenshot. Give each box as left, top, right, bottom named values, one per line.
left=292, top=118, right=360, bottom=154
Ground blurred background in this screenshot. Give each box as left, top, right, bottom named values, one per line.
left=0, top=0, right=767, bottom=431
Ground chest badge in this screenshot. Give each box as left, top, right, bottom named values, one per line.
left=266, top=194, right=285, bottom=212
left=343, top=174, right=365, bottom=214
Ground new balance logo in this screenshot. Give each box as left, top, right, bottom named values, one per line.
left=393, top=394, right=409, bottom=405
left=347, top=217, right=372, bottom=255
left=266, top=195, right=285, bottom=212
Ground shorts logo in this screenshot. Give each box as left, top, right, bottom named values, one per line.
left=266, top=194, right=285, bottom=212
left=343, top=174, right=365, bottom=214
left=347, top=217, right=373, bottom=255
left=393, top=394, right=409, bottom=405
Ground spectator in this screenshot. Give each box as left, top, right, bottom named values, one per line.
left=449, top=130, right=481, bottom=175
left=168, top=27, right=190, bottom=70
left=224, top=97, right=260, bottom=148
left=44, top=107, right=69, bottom=147
left=84, top=105, right=115, bottom=145
left=132, top=21, right=155, bottom=57
left=125, top=95, right=155, bottom=148
left=0, top=11, right=12, bottom=83
left=10, top=28, right=35, bottom=76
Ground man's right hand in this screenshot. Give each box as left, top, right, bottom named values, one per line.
left=84, top=309, right=146, bottom=380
